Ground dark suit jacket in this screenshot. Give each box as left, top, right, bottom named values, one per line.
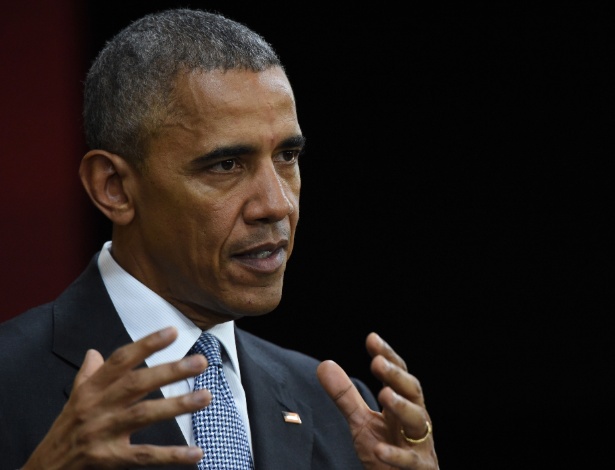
left=0, top=255, right=378, bottom=469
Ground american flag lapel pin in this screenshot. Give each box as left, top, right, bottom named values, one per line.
left=282, top=411, right=302, bottom=424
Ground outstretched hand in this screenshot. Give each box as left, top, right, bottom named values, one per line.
left=23, top=327, right=209, bottom=469
left=317, top=333, right=438, bottom=469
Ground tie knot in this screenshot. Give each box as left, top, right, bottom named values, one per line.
left=190, top=332, right=222, bottom=367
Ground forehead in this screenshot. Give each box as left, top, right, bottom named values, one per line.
left=170, top=67, right=297, bottom=128
left=145, top=67, right=300, bottom=158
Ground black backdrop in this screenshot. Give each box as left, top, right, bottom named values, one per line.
left=81, top=3, right=611, bottom=468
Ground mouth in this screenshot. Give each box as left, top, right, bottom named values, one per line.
left=242, top=249, right=277, bottom=259
left=232, top=241, right=288, bottom=273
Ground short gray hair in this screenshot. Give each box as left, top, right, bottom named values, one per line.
left=83, top=8, right=282, bottom=167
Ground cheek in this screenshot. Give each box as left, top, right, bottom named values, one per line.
left=194, top=199, right=239, bottom=247
left=284, top=171, right=301, bottom=203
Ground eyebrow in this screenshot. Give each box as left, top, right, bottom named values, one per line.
left=280, top=134, right=307, bottom=149
left=190, top=134, right=306, bottom=166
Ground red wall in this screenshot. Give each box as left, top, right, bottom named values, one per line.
left=0, top=1, right=90, bottom=320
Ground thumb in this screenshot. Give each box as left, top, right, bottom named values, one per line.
left=73, top=348, right=104, bottom=388
left=317, top=360, right=371, bottom=426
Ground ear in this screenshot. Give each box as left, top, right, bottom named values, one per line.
left=79, top=150, right=136, bottom=225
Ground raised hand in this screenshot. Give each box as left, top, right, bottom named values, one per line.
left=23, top=327, right=209, bottom=469
left=317, top=332, right=438, bottom=469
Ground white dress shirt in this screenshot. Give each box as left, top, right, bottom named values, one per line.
left=97, top=241, right=252, bottom=450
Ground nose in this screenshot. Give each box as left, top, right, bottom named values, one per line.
left=243, top=162, right=296, bottom=223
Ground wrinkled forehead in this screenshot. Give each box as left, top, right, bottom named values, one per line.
left=172, top=66, right=295, bottom=114
left=142, top=66, right=300, bottom=160
left=158, top=67, right=298, bottom=136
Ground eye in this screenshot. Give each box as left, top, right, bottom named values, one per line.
left=209, top=159, right=238, bottom=172
left=274, top=149, right=302, bottom=164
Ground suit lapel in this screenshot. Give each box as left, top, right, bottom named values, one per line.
left=236, top=329, right=313, bottom=470
left=53, top=254, right=132, bottom=367
left=51, top=254, right=196, bottom=470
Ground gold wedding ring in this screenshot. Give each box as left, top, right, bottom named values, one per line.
left=401, top=420, right=432, bottom=445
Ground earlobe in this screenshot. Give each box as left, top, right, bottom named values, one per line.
left=79, top=150, right=135, bottom=225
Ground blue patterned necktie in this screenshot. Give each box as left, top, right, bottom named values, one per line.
left=190, top=332, right=254, bottom=469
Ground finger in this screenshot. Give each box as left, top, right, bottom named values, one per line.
left=113, top=389, right=212, bottom=434
left=317, top=360, right=375, bottom=427
left=89, top=326, right=179, bottom=388
left=366, top=332, right=407, bottom=371
left=74, top=349, right=105, bottom=388
left=101, top=353, right=208, bottom=406
left=378, top=386, right=430, bottom=441
left=373, top=441, right=430, bottom=469
left=318, top=360, right=392, bottom=466
left=370, top=355, right=424, bottom=405
left=118, top=444, right=204, bottom=466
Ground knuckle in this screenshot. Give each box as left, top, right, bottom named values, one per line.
left=74, top=427, right=109, bottom=461
left=83, top=446, right=107, bottom=463
left=404, top=451, right=419, bottom=466
left=125, top=401, right=151, bottom=426
left=71, top=402, right=93, bottom=423
left=133, top=449, right=154, bottom=464
left=389, top=363, right=406, bottom=381
left=67, top=393, right=99, bottom=424
left=74, top=428, right=97, bottom=447
left=108, top=345, right=130, bottom=366
left=120, top=370, right=145, bottom=395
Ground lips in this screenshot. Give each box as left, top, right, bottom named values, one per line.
left=243, top=249, right=274, bottom=259
left=231, top=241, right=288, bottom=273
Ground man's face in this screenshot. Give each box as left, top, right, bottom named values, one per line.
left=122, top=67, right=303, bottom=328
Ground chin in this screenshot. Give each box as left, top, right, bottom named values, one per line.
left=229, top=290, right=282, bottom=317
left=235, top=300, right=280, bottom=317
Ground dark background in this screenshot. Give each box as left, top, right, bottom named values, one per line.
left=1, top=2, right=611, bottom=468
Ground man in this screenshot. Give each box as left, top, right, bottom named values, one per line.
left=0, top=8, right=438, bottom=469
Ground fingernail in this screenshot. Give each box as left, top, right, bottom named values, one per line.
left=379, top=445, right=392, bottom=459
left=186, top=355, right=207, bottom=368
left=191, top=390, right=209, bottom=405
left=186, top=447, right=203, bottom=459
left=159, top=326, right=175, bottom=339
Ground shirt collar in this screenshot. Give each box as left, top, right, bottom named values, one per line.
left=97, top=241, right=241, bottom=377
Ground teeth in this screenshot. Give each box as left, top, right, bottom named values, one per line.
left=247, top=250, right=272, bottom=259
